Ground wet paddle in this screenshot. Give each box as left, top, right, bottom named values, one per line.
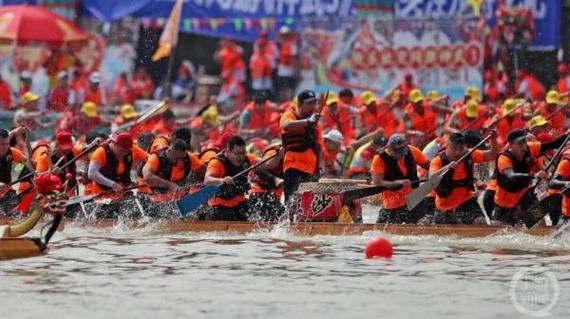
left=406, top=131, right=495, bottom=210
left=114, top=100, right=167, bottom=133
left=64, top=184, right=147, bottom=207
left=177, top=152, right=279, bottom=217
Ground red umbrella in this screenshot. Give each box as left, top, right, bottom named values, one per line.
left=0, top=5, right=87, bottom=46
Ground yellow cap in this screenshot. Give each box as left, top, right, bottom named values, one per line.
left=503, top=98, right=516, bottom=115
left=465, top=99, right=479, bottom=118
left=21, top=91, right=40, bottom=104
left=409, top=89, right=423, bottom=103
left=81, top=102, right=98, bottom=118
left=465, top=86, right=480, bottom=100
left=120, top=104, right=138, bottom=120
left=546, top=90, right=560, bottom=104
left=326, top=95, right=339, bottom=106
left=426, top=90, right=440, bottom=101
left=528, top=115, right=550, bottom=129
left=202, top=105, right=220, bottom=127
left=361, top=91, right=376, bottom=106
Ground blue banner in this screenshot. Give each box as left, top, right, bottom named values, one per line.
left=394, top=0, right=560, bottom=50
left=82, top=0, right=354, bottom=21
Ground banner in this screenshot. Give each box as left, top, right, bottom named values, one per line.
left=395, top=0, right=560, bottom=50
left=82, top=0, right=354, bottom=21
left=297, top=18, right=483, bottom=100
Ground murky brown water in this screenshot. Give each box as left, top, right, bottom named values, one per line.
left=1, top=222, right=570, bottom=319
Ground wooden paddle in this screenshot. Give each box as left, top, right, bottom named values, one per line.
left=177, top=152, right=280, bottom=217
left=114, top=100, right=167, bottom=133
left=406, top=131, right=495, bottom=210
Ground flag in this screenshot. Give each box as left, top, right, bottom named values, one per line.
left=152, top=0, right=183, bottom=62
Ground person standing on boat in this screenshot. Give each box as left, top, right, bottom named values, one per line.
left=280, top=90, right=323, bottom=206
left=203, top=136, right=257, bottom=221
left=493, top=129, right=570, bottom=227
left=430, top=132, right=498, bottom=224
left=371, top=133, right=430, bottom=224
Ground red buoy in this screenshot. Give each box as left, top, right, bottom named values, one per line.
left=365, top=236, right=393, bottom=258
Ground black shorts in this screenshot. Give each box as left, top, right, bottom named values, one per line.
left=205, top=201, right=249, bottom=221
left=492, top=189, right=543, bottom=227
left=376, top=198, right=431, bottom=224
left=433, top=198, right=484, bottom=225
left=283, top=168, right=317, bottom=205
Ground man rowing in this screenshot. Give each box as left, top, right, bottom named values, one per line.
left=430, top=132, right=498, bottom=224
left=492, top=128, right=570, bottom=227
left=371, top=133, right=430, bottom=223
left=0, top=128, right=31, bottom=216
left=35, top=131, right=82, bottom=197
left=141, top=139, right=202, bottom=215
left=203, top=135, right=256, bottom=221
left=87, top=133, right=148, bottom=217
left=249, top=144, right=285, bottom=221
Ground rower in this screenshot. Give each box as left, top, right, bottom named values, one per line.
left=87, top=132, right=148, bottom=195
left=141, top=139, right=202, bottom=214
left=493, top=99, right=526, bottom=145
left=0, top=129, right=30, bottom=216
left=148, top=127, right=193, bottom=153
left=321, top=129, right=344, bottom=177
left=35, top=131, right=82, bottom=197
left=371, top=133, right=430, bottom=224
left=445, top=99, right=488, bottom=134
left=534, top=91, right=565, bottom=135
left=430, top=132, right=498, bottom=224
left=280, top=90, right=323, bottom=205
left=321, top=93, right=355, bottom=145
left=249, top=144, right=285, bottom=221
left=403, top=89, right=438, bottom=145
left=493, top=129, right=570, bottom=227
left=548, top=148, right=570, bottom=225
left=203, top=135, right=256, bottom=221
left=359, top=91, right=396, bottom=138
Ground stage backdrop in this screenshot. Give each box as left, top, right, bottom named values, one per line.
left=297, top=18, right=484, bottom=100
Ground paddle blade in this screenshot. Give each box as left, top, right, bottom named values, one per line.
left=406, top=174, right=444, bottom=210
left=177, top=185, right=220, bottom=217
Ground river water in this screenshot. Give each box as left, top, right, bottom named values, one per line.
left=1, top=208, right=570, bottom=319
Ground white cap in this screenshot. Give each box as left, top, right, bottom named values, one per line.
left=279, top=26, right=291, bottom=34
left=89, top=72, right=101, bottom=83
left=20, top=71, right=32, bottom=79
left=57, top=70, right=68, bottom=79
left=324, top=129, right=343, bottom=144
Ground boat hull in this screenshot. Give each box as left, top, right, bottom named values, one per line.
left=0, top=217, right=557, bottom=237
left=0, top=237, right=46, bottom=261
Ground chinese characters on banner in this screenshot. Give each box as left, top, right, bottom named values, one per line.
left=298, top=18, right=484, bottom=99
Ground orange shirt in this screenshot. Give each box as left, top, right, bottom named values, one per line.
left=87, top=145, right=148, bottom=195
left=370, top=146, right=428, bottom=210
left=404, top=102, right=437, bottom=135
left=556, top=155, right=570, bottom=216
left=535, top=102, right=565, bottom=135
left=360, top=102, right=398, bottom=138
left=495, top=114, right=526, bottom=145
left=456, top=105, right=488, bottom=130
left=250, top=149, right=283, bottom=198
left=35, top=147, right=82, bottom=173
left=206, top=154, right=257, bottom=207
left=494, top=142, right=541, bottom=208
left=430, top=150, right=486, bottom=211
left=144, top=152, right=201, bottom=183
left=149, top=136, right=170, bottom=153
left=280, top=111, right=322, bottom=175
left=322, top=103, right=355, bottom=144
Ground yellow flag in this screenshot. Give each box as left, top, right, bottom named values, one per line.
left=152, top=0, right=183, bottom=61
